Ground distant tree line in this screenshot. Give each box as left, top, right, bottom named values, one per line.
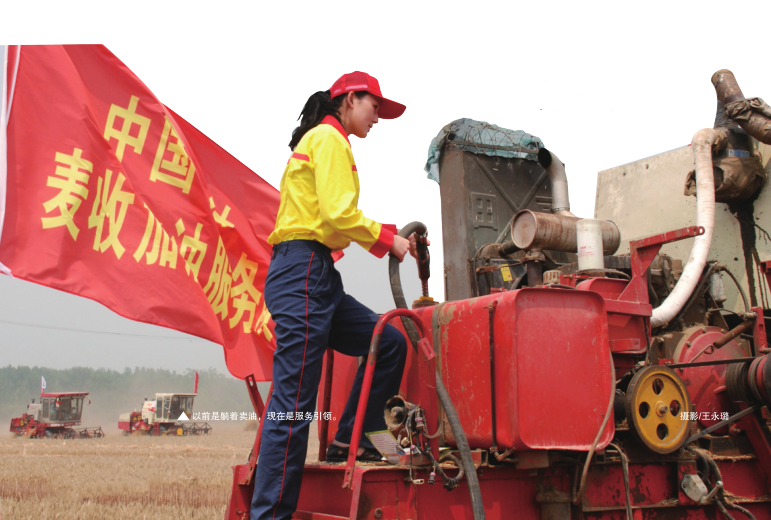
left=0, top=365, right=269, bottom=428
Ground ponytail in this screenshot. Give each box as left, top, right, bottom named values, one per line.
left=288, top=90, right=367, bottom=150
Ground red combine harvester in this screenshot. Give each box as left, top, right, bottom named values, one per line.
left=118, top=374, right=211, bottom=436
left=9, top=392, right=104, bottom=439
left=226, top=70, right=771, bottom=519
left=118, top=392, right=212, bottom=436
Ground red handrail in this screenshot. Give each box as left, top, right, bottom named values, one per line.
left=342, top=308, right=429, bottom=489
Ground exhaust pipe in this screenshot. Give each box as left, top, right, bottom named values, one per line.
left=537, top=148, right=575, bottom=217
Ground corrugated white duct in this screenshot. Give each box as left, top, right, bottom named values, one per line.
left=650, top=129, right=718, bottom=327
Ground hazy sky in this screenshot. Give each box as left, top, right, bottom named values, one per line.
left=1, top=1, right=769, bottom=376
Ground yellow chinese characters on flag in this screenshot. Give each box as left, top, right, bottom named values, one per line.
left=1, top=45, right=280, bottom=381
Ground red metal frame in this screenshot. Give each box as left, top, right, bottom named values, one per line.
left=225, top=226, right=771, bottom=520
left=226, top=378, right=271, bottom=520
left=620, top=225, right=704, bottom=305
left=343, top=308, right=430, bottom=489
left=318, top=348, right=334, bottom=462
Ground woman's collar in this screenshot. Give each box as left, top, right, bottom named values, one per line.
left=320, top=115, right=350, bottom=145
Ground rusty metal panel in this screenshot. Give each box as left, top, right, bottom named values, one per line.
left=439, top=145, right=552, bottom=301
left=436, top=295, right=497, bottom=448
left=295, top=466, right=357, bottom=518
left=583, top=462, right=675, bottom=508
left=496, top=288, right=614, bottom=450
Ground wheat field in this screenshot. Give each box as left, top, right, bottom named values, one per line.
left=0, top=425, right=321, bottom=519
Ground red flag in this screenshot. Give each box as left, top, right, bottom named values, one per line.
left=1, top=45, right=279, bottom=381
left=194, top=372, right=199, bottom=394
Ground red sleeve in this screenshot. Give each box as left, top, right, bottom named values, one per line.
left=367, top=224, right=396, bottom=259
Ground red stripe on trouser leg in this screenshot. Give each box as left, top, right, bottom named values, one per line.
left=271, top=251, right=314, bottom=520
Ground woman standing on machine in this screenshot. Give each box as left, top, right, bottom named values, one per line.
left=251, top=71, right=418, bottom=520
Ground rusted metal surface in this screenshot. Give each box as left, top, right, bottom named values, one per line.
left=752, top=304, right=769, bottom=354
left=620, top=226, right=704, bottom=307
left=525, top=250, right=545, bottom=287
left=712, top=69, right=771, bottom=145
left=438, top=146, right=557, bottom=301
left=671, top=326, right=747, bottom=433
left=511, top=210, right=620, bottom=254
left=734, top=405, right=771, bottom=489
left=288, top=458, right=771, bottom=519
left=711, top=319, right=756, bottom=350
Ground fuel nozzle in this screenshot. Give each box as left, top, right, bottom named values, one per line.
left=416, top=233, right=430, bottom=296
left=412, top=234, right=437, bottom=308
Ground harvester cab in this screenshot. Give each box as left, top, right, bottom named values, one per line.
left=154, top=393, right=195, bottom=423
left=9, top=391, right=104, bottom=439
left=41, top=393, right=85, bottom=423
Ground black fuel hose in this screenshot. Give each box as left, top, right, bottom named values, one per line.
left=389, top=222, right=486, bottom=520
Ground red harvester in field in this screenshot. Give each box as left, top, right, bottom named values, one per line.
left=118, top=392, right=212, bottom=436
left=9, top=392, right=104, bottom=439
left=118, top=374, right=211, bottom=436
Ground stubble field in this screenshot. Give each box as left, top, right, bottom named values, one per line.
left=0, top=426, right=320, bottom=519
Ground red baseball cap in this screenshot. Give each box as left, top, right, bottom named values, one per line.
left=329, top=71, right=406, bottom=119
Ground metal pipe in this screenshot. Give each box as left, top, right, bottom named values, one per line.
left=712, top=319, right=756, bottom=350
left=712, top=69, right=771, bottom=145
left=526, top=259, right=544, bottom=287
left=499, top=240, right=520, bottom=256
left=511, top=210, right=620, bottom=254
left=537, top=148, right=575, bottom=216
left=651, top=129, right=718, bottom=327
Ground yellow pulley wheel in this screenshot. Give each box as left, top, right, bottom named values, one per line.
left=626, top=366, right=692, bottom=454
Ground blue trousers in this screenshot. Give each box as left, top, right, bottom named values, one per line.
left=251, top=240, right=407, bottom=520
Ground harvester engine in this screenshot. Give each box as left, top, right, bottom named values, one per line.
left=226, top=71, right=771, bottom=520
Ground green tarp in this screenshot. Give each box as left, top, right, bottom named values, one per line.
left=424, top=118, right=543, bottom=183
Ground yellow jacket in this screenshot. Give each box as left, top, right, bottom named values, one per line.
left=268, top=116, right=395, bottom=257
